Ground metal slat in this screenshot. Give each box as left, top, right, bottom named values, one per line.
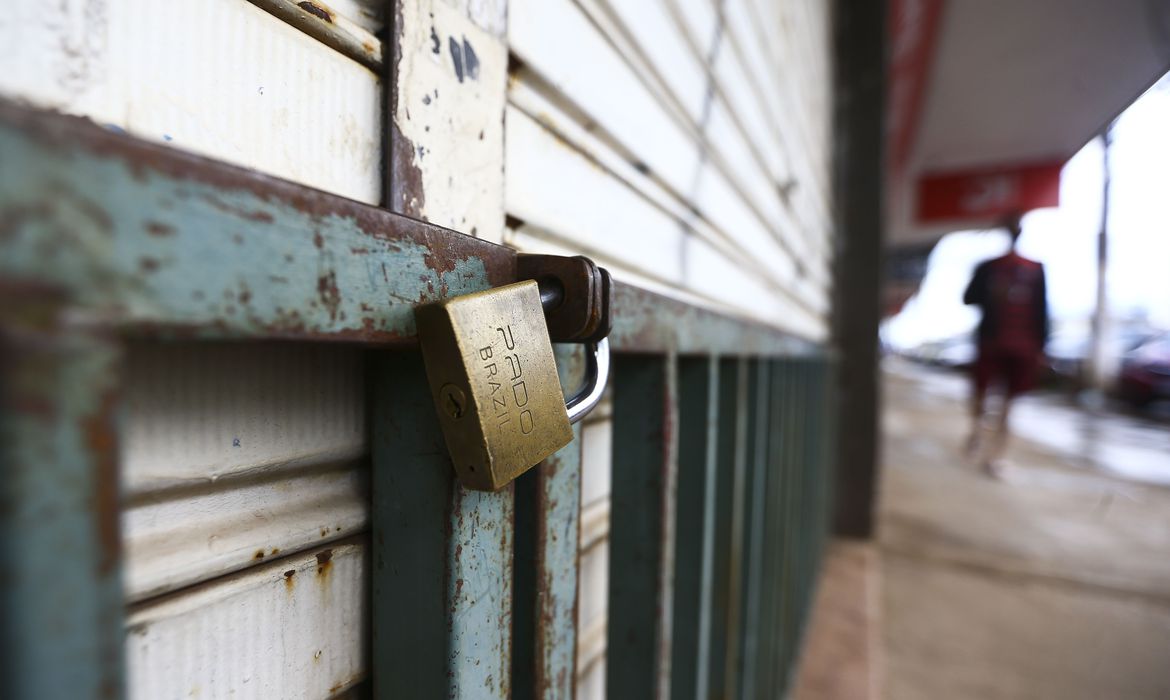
left=721, top=358, right=751, bottom=700
left=514, top=345, right=584, bottom=700
left=707, top=358, right=743, bottom=699
left=0, top=300, right=125, bottom=699
left=534, top=429, right=582, bottom=698
left=607, top=354, right=678, bottom=699
left=738, top=359, right=770, bottom=700
left=669, top=357, right=719, bottom=699
left=370, top=352, right=513, bottom=699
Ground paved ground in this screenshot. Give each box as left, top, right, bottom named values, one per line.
left=880, top=359, right=1170, bottom=700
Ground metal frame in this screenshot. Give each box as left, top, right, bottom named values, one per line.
left=0, top=100, right=835, bottom=699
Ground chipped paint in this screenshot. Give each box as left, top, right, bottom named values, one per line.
left=125, top=542, right=367, bottom=699
left=534, top=423, right=583, bottom=698
left=0, top=294, right=125, bottom=699
left=0, top=100, right=513, bottom=344
left=390, top=0, right=506, bottom=242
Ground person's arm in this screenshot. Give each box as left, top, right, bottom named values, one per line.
left=964, top=262, right=986, bottom=305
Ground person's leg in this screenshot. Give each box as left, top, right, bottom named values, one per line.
left=983, top=392, right=1013, bottom=477
left=983, top=353, right=1033, bottom=477
left=967, top=352, right=991, bottom=458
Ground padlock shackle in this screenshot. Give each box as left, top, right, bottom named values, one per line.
left=565, top=337, right=609, bottom=424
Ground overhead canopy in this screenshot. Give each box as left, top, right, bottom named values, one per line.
left=888, top=0, right=1170, bottom=248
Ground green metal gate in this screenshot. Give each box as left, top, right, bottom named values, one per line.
left=0, top=100, right=833, bottom=699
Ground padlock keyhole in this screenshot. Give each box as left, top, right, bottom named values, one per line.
left=439, top=384, right=467, bottom=419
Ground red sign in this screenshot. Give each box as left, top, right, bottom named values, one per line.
left=916, top=161, right=1063, bottom=223
left=887, top=0, right=943, bottom=174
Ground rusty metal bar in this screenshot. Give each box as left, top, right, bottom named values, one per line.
left=370, top=351, right=513, bottom=699
left=0, top=99, right=815, bottom=356
left=514, top=345, right=584, bottom=700
left=607, top=353, right=679, bottom=699
left=0, top=294, right=125, bottom=699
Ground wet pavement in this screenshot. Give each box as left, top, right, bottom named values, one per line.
left=880, top=358, right=1170, bottom=700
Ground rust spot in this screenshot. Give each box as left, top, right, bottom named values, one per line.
left=297, top=1, right=333, bottom=22
left=389, top=119, right=426, bottom=219
left=138, top=256, right=160, bottom=272
left=316, top=548, right=333, bottom=575
left=144, top=220, right=174, bottom=236
left=238, top=285, right=252, bottom=305
left=85, top=385, right=121, bottom=576
left=271, top=547, right=281, bottom=555
left=350, top=246, right=369, bottom=254
left=313, top=231, right=324, bottom=249
left=202, top=195, right=274, bottom=223
left=284, top=569, right=296, bottom=591
left=253, top=550, right=266, bottom=560
left=316, top=271, right=341, bottom=321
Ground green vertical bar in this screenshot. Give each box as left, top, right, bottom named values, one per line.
left=515, top=344, right=583, bottom=700
left=670, top=357, right=719, bottom=700
left=738, top=360, right=769, bottom=700
left=781, top=361, right=807, bottom=686
left=721, top=359, right=750, bottom=700
left=608, top=353, right=678, bottom=700
left=0, top=302, right=125, bottom=699
left=371, top=351, right=513, bottom=699
left=709, top=358, right=742, bottom=700
left=761, top=358, right=789, bottom=698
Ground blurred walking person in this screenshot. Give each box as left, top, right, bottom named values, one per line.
left=963, top=213, right=1049, bottom=477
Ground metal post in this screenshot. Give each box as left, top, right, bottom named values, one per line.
left=1088, top=127, right=1113, bottom=393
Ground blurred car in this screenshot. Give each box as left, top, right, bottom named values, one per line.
left=1117, top=334, right=1170, bottom=407
left=1045, top=330, right=1089, bottom=381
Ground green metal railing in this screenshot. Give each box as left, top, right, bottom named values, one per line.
left=0, top=99, right=834, bottom=699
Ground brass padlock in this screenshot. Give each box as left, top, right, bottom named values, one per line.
left=416, top=280, right=594, bottom=491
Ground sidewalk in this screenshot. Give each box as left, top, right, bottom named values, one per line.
left=880, top=359, right=1170, bottom=700
left=796, top=359, right=1170, bottom=700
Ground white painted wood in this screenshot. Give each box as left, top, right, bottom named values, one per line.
left=507, top=75, right=785, bottom=291
left=124, top=466, right=368, bottom=602
left=509, top=0, right=834, bottom=328
left=126, top=542, right=367, bottom=700
left=391, top=0, right=507, bottom=240
left=122, top=343, right=366, bottom=495
left=580, top=417, right=613, bottom=510
left=577, top=656, right=606, bottom=700
left=576, top=542, right=610, bottom=661
left=573, top=0, right=709, bottom=141
left=439, top=0, right=507, bottom=37
left=325, top=0, right=385, bottom=31
left=505, top=105, right=827, bottom=335
left=247, top=0, right=383, bottom=69
left=579, top=499, right=611, bottom=555
left=120, top=342, right=370, bottom=607
left=0, top=0, right=382, bottom=205
left=510, top=0, right=704, bottom=213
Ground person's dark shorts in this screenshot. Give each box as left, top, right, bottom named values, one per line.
left=974, top=348, right=1039, bottom=396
